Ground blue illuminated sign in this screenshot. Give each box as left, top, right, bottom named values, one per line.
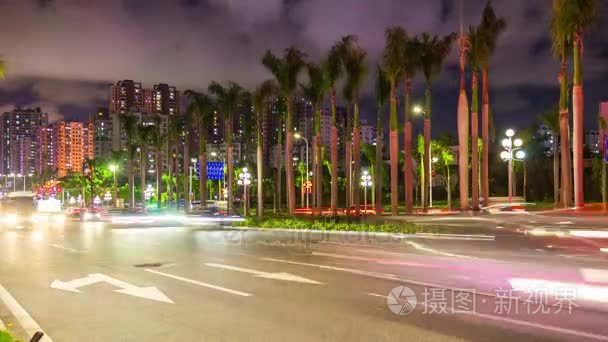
left=196, top=161, right=224, bottom=180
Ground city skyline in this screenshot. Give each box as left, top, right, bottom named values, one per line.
left=0, top=1, right=607, bottom=132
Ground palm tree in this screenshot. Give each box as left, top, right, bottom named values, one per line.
left=344, top=46, right=367, bottom=215
left=403, top=37, right=421, bottom=213
left=540, top=107, right=560, bottom=207
left=137, top=123, right=153, bottom=205
left=185, top=90, right=215, bottom=209
left=262, top=47, right=307, bottom=215
left=119, top=113, right=138, bottom=208
left=251, top=80, right=276, bottom=219
left=325, top=36, right=354, bottom=215
left=150, top=115, right=167, bottom=208
left=301, top=64, right=327, bottom=215
left=457, top=22, right=471, bottom=211
left=382, top=26, right=407, bottom=215
left=343, top=76, right=353, bottom=215
left=479, top=1, right=507, bottom=206
left=467, top=26, right=487, bottom=210
left=167, top=115, right=183, bottom=207
left=375, top=66, right=390, bottom=215
left=419, top=32, right=456, bottom=211
left=208, top=81, right=245, bottom=215
left=554, top=0, right=598, bottom=209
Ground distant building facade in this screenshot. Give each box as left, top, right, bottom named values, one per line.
left=41, top=121, right=94, bottom=177
left=0, top=107, right=48, bottom=175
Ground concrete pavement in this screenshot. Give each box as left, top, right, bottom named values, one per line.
left=1, top=219, right=608, bottom=341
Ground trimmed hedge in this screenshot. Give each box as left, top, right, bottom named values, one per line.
left=238, top=217, right=421, bottom=234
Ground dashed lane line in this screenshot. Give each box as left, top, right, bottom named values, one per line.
left=145, top=269, right=252, bottom=297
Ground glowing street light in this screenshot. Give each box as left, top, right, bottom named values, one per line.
left=360, top=170, right=373, bottom=213
left=237, top=167, right=252, bottom=215
left=412, top=105, right=425, bottom=115
left=500, top=129, right=526, bottom=203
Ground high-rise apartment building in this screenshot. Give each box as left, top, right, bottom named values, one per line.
left=90, top=108, right=112, bottom=159
left=109, top=80, right=144, bottom=115
left=41, top=121, right=94, bottom=178
left=153, top=84, right=181, bottom=116
left=0, top=107, right=48, bottom=175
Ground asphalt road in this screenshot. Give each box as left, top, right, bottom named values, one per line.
left=1, top=215, right=608, bottom=341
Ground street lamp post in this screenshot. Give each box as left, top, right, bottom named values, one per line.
left=500, top=129, right=525, bottom=204
left=237, top=167, right=252, bottom=215
left=294, top=133, right=310, bottom=208
left=360, top=170, right=373, bottom=214
left=189, top=158, right=197, bottom=209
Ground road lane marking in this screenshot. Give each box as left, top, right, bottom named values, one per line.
left=405, top=241, right=479, bottom=259
left=0, top=284, right=53, bottom=341
left=145, top=269, right=252, bottom=297
left=581, top=268, right=608, bottom=283
left=49, top=244, right=80, bottom=253
left=261, top=257, right=450, bottom=289
left=366, top=291, right=608, bottom=341
left=204, top=263, right=322, bottom=284
left=311, top=252, right=438, bottom=268
left=50, top=274, right=173, bottom=303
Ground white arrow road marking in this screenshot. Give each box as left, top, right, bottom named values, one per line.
left=145, top=269, right=252, bottom=297
left=0, top=284, right=54, bottom=341
left=50, top=273, right=173, bottom=303
left=204, top=263, right=322, bottom=285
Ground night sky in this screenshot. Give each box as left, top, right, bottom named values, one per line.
left=0, top=0, right=607, bottom=136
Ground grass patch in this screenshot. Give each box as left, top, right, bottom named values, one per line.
left=0, top=331, right=20, bottom=342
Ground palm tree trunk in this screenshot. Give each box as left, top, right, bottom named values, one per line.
left=183, top=134, right=190, bottom=211
left=553, top=135, right=559, bottom=207
left=344, top=102, right=352, bottom=216
left=423, top=87, right=432, bottom=212
left=457, top=91, right=469, bottom=211
left=572, top=36, right=584, bottom=209
left=330, top=88, right=338, bottom=215
left=225, top=117, right=234, bottom=215
left=285, top=96, right=295, bottom=215
left=167, top=144, right=173, bottom=207
left=404, top=79, right=413, bottom=213
left=199, top=151, right=207, bottom=209
left=314, top=134, right=322, bottom=215
left=276, top=142, right=283, bottom=213
left=471, top=72, right=479, bottom=210
left=481, top=69, right=490, bottom=206
left=447, top=166, right=451, bottom=210
left=389, top=81, right=398, bottom=215
left=353, top=99, right=361, bottom=216
left=558, top=55, right=572, bottom=207
left=141, top=148, right=147, bottom=205
left=375, top=109, right=383, bottom=215
left=156, top=147, right=162, bottom=209
left=128, top=155, right=134, bottom=208
left=257, top=111, right=264, bottom=220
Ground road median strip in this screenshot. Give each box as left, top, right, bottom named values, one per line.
left=0, top=284, right=53, bottom=342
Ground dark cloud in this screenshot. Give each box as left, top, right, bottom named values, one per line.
left=0, top=0, right=605, bottom=131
